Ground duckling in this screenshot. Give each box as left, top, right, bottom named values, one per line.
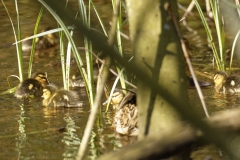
left=42, top=28, right=59, bottom=48
left=22, top=27, right=59, bottom=53
left=42, top=84, right=82, bottom=107
left=69, top=75, right=85, bottom=88
left=22, top=37, right=42, bottom=53
left=15, top=72, right=49, bottom=99
left=213, top=71, right=240, bottom=94
left=69, top=65, right=99, bottom=88
left=104, top=90, right=138, bottom=136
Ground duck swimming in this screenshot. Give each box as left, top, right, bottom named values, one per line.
left=22, top=28, right=59, bottom=53
left=69, top=64, right=99, bottom=88
left=104, top=90, right=138, bottom=136
left=42, top=84, right=82, bottom=108
left=213, top=71, right=240, bottom=94
left=15, top=72, right=49, bottom=99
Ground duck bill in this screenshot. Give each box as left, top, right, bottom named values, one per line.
left=45, top=72, right=51, bottom=84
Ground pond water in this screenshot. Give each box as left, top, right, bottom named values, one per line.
left=0, top=0, right=238, bottom=160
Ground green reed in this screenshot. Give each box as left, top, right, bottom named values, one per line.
left=1, top=0, right=24, bottom=81
left=111, top=0, right=127, bottom=92
left=59, top=29, right=66, bottom=89
left=28, top=7, right=44, bottom=78
left=220, top=0, right=240, bottom=74
left=78, top=0, right=95, bottom=107
left=193, top=0, right=223, bottom=71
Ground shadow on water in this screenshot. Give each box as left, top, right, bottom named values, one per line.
left=0, top=0, right=238, bottom=159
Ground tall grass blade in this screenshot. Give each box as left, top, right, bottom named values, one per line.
left=65, top=30, right=73, bottom=91
left=28, top=7, right=44, bottom=78
left=59, top=30, right=66, bottom=89
left=1, top=0, right=23, bottom=81
left=14, top=27, right=74, bottom=44
left=229, top=30, right=240, bottom=74
left=78, top=0, right=95, bottom=107
left=210, top=0, right=225, bottom=70
left=193, top=0, right=222, bottom=70
left=91, top=0, right=108, bottom=36
left=14, top=0, right=24, bottom=81
left=111, top=0, right=127, bottom=91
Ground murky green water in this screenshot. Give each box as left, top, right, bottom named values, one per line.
left=0, top=0, right=238, bottom=159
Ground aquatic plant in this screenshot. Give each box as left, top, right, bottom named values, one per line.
left=193, top=0, right=240, bottom=74
left=37, top=0, right=92, bottom=105
left=193, top=0, right=224, bottom=71
left=78, top=0, right=95, bottom=107
left=1, top=0, right=23, bottom=81
left=28, top=7, right=44, bottom=78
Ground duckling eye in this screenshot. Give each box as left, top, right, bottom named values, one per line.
left=214, top=75, right=218, bottom=80
left=214, top=74, right=220, bottom=80
left=43, top=89, right=48, bottom=93
left=41, top=77, right=47, bottom=81
left=37, top=75, right=46, bottom=79
left=36, top=76, right=48, bottom=83
left=28, top=84, right=34, bottom=90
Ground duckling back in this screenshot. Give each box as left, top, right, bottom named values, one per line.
left=15, top=72, right=49, bottom=99
left=15, top=79, right=43, bottom=99
left=115, top=102, right=138, bottom=136
left=214, top=71, right=240, bottom=94
left=222, top=75, right=240, bottom=94
left=22, top=27, right=59, bottom=53
left=42, top=84, right=58, bottom=106
left=105, top=90, right=138, bottom=136
left=42, top=87, right=82, bottom=108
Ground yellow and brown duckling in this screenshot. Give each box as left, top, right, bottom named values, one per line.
left=214, top=71, right=240, bottom=94
left=104, top=90, right=138, bottom=136
left=42, top=84, right=82, bottom=108
left=15, top=72, right=49, bottom=99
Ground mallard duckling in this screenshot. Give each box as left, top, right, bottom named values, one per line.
left=15, top=72, right=49, bottom=99
left=22, top=28, right=59, bottom=53
left=104, top=90, right=138, bottom=136
left=69, top=65, right=99, bottom=88
left=69, top=75, right=85, bottom=88
left=214, top=71, right=240, bottom=94
left=42, top=85, right=82, bottom=107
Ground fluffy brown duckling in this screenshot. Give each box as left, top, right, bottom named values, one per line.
left=42, top=84, right=82, bottom=108
left=22, top=28, right=59, bottom=53
left=104, top=90, right=138, bottom=136
left=15, top=72, right=49, bottom=99
left=69, top=65, right=99, bottom=88
left=213, top=71, right=240, bottom=94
